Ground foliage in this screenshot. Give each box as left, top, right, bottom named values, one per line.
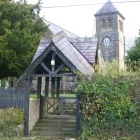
left=76, top=68, right=140, bottom=139
left=0, top=0, right=47, bottom=78
left=0, top=108, right=24, bottom=138
left=125, top=37, right=140, bottom=71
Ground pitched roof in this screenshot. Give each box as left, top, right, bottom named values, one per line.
left=44, top=19, right=80, bottom=38
left=32, top=20, right=97, bottom=64
left=69, top=37, right=97, bottom=64
left=17, top=32, right=94, bottom=85
left=53, top=31, right=94, bottom=77
left=95, top=0, right=125, bottom=19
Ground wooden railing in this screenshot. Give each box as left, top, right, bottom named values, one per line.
left=0, top=88, right=24, bottom=108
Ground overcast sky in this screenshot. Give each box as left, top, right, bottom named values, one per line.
left=24, top=0, right=140, bottom=47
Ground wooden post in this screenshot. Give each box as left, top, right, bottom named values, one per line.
left=37, top=77, right=43, bottom=119
left=51, top=77, right=55, bottom=97
left=56, top=77, right=60, bottom=97
left=37, top=77, right=42, bottom=98
left=23, top=78, right=30, bottom=136
left=45, top=77, right=49, bottom=97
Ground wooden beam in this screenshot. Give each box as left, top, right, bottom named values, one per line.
left=31, top=74, right=76, bottom=77
left=23, top=78, right=30, bottom=136
left=37, top=77, right=42, bottom=98
left=56, top=77, right=60, bottom=97
left=40, top=62, right=51, bottom=74
left=51, top=77, right=55, bottom=97
left=51, top=51, right=55, bottom=73
left=45, top=77, right=49, bottom=97
left=54, top=63, right=65, bottom=74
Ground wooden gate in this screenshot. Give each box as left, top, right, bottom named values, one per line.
left=43, top=97, right=79, bottom=116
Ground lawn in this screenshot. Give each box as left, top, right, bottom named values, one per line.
left=30, top=93, right=76, bottom=98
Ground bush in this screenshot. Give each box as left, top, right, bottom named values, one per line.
left=76, top=74, right=140, bottom=140
left=0, top=108, right=23, bottom=138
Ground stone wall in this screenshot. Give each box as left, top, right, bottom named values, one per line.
left=29, top=98, right=40, bottom=131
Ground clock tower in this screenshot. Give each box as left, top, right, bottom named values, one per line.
left=94, top=0, right=125, bottom=70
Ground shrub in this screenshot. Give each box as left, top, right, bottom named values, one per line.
left=76, top=74, right=140, bottom=140
left=0, top=108, right=23, bottom=138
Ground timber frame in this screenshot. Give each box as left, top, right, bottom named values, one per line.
left=17, top=32, right=94, bottom=136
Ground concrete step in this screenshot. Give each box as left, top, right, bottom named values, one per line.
left=30, top=131, right=77, bottom=137
left=44, top=115, right=76, bottom=119
left=35, top=122, right=76, bottom=128
left=33, top=126, right=76, bottom=132
left=38, top=118, right=76, bottom=123
left=30, top=115, right=77, bottom=139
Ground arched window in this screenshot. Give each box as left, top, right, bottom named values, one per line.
left=102, top=19, right=106, bottom=29
left=108, top=19, right=112, bottom=28
left=119, top=20, right=123, bottom=32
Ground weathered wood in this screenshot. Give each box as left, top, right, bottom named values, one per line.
left=51, top=77, right=55, bottom=97
left=31, top=73, right=76, bottom=77
left=23, top=78, right=30, bottom=136
left=37, top=77, right=42, bottom=98
left=0, top=88, right=24, bottom=108
left=54, top=63, right=65, bottom=74
left=39, top=95, right=44, bottom=119
left=56, top=77, right=60, bottom=97
left=41, top=62, right=51, bottom=74
left=45, top=77, right=49, bottom=97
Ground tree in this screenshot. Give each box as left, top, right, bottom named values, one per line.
left=125, top=36, right=140, bottom=71
left=0, top=0, right=47, bottom=78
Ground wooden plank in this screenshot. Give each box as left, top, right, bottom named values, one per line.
left=0, top=88, right=24, bottom=108
left=31, top=73, right=76, bottom=77
left=23, top=79, right=30, bottom=136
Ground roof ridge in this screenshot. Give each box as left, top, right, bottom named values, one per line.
left=43, top=18, right=80, bottom=38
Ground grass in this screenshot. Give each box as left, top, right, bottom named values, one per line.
left=30, top=93, right=76, bottom=98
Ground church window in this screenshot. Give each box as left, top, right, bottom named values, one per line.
left=108, top=19, right=112, bottom=28
left=102, top=19, right=106, bottom=29
left=119, top=20, right=123, bottom=32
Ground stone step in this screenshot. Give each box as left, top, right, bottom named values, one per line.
left=35, top=122, right=76, bottom=128
left=44, top=115, right=76, bottom=119
left=33, top=126, right=76, bottom=132
left=30, top=131, right=77, bottom=137
left=38, top=118, right=76, bottom=123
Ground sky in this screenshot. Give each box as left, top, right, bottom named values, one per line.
left=23, top=0, right=140, bottom=47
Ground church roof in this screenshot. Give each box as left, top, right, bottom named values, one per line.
left=32, top=20, right=97, bottom=64
left=95, top=0, right=125, bottom=19
left=16, top=32, right=94, bottom=85
left=53, top=32, right=94, bottom=76
left=44, top=19, right=80, bottom=38
left=69, top=38, right=97, bottom=64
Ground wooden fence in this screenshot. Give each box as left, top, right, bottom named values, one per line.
left=0, top=88, right=24, bottom=108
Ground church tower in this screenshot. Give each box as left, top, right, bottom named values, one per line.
left=94, top=0, right=125, bottom=70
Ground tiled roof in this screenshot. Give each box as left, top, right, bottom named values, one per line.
left=32, top=20, right=97, bottom=64
left=95, top=0, right=125, bottom=19
left=53, top=32, right=94, bottom=77
left=69, top=37, right=97, bottom=64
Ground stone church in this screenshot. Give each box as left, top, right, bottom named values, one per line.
left=17, top=0, right=125, bottom=93
left=40, top=0, right=125, bottom=70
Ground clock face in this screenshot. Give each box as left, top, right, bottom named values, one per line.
left=103, top=37, right=111, bottom=47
